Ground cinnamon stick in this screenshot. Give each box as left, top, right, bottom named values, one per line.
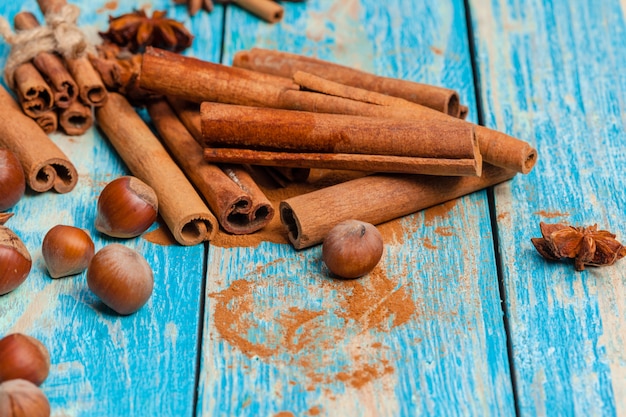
left=148, top=100, right=274, bottom=234
left=58, top=99, right=92, bottom=136
left=233, top=47, right=463, bottom=117
left=34, top=109, right=58, bottom=134
left=280, top=164, right=516, bottom=249
left=12, top=62, right=54, bottom=117
left=95, top=93, right=216, bottom=245
left=35, top=0, right=107, bottom=107
left=231, top=0, right=284, bottom=23
left=140, top=47, right=295, bottom=107
left=13, top=12, right=77, bottom=109
left=139, top=48, right=536, bottom=174
left=65, top=57, right=108, bottom=107
left=284, top=81, right=537, bottom=175
left=200, top=102, right=481, bottom=176
left=0, top=85, right=77, bottom=193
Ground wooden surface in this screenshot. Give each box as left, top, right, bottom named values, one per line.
left=0, top=0, right=624, bottom=416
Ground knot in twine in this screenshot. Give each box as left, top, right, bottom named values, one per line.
left=0, top=5, right=91, bottom=88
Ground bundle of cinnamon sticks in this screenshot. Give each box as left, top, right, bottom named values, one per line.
left=0, top=0, right=107, bottom=136
left=137, top=47, right=537, bottom=248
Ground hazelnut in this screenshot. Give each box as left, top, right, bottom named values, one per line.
left=87, top=244, right=154, bottom=315
left=0, top=226, right=32, bottom=295
left=0, top=334, right=50, bottom=386
left=322, top=220, right=384, bottom=279
left=42, top=225, right=95, bottom=278
left=95, top=176, right=158, bottom=238
left=0, top=379, right=50, bottom=417
left=0, top=149, right=26, bottom=212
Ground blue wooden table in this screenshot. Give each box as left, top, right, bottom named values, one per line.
left=1, top=0, right=625, bottom=415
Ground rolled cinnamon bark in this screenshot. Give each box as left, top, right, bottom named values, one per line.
left=12, top=62, right=54, bottom=117
left=0, top=85, right=77, bottom=193
left=200, top=102, right=481, bottom=176
left=35, top=0, right=107, bottom=107
left=290, top=72, right=535, bottom=174
left=95, top=93, right=216, bottom=245
left=280, top=164, right=516, bottom=249
left=65, top=57, right=108, bottom=107
left=34, top=109, right=58, bottom=134
left=232, top=0, right=284, bottom=23
left=147, top=99, right=274, bottom=235
left=58, top=99, right=92, bottom=136
left=233, top=48, right=462, bottom=117
left=13, top=12, right=77, bottom=109
left=139, top=48, right=536, bottom=174
left=140, top=47, right=296, bottom=107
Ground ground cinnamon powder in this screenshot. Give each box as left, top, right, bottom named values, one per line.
left=209, top=263, right=421, bottom=390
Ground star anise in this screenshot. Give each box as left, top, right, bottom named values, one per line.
left=531, top=222, right=626, bottom=271
left=99, top=10, right=193, bottom=53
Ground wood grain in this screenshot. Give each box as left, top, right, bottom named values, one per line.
left=196, top=0, right=516, bottom=416
left=3, top=0, right=622, bottom=415
left=468, top=0, right=626, bottom=415
left=0, top=0, right=223, bottom=415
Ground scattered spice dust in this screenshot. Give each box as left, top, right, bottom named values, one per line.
left=423, top=200, right=457, bottom=226
left=336, top=266, right=418, bottom=332
left=209, top=265, right=419, bottom=392
left=534, top=210, right=569, bottom=219
left=434, top=226, right=454, bottom=236
left=336, top=363, right=395, bottom=389
left=497, top=212, right=510, bottom=221
left=274, top=412, right=295, bottom=417
left=377, top=218, right=406, bottom=245
left=96, top=0, right=118, bottom=13
left=421, top=237, right=438, bottom=250
left=306, top=406, right=322, bottom=416
left=430, top=46, right=444, bottom=55
left=143, top=223, right=177, bottom=246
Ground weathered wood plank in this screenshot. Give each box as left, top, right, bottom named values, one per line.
left=197, top=1, right=516, bottom=416
left=468, top=0, right=626, bottom=415
left=0, top=1, right=223, bottom=415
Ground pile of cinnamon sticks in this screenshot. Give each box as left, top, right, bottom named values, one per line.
left=135, top=47, right=537, bottom=249
left=3, top=1, right=107, bottom=136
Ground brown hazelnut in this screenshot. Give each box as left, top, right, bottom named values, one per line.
left=322, top=220, right=384, bottom=279
left=42, top=225, right=95, bottom=278
left=0, top=226, right=32, bottom=295
left=0, top=379, right=50, bottom=417
left=0, top=149, right=26, bottom=212
left=87, top=244, right=154, bottom=315
left=95, top=176, right=158, bottom=238
left=0, top=334, right=50, bottom=386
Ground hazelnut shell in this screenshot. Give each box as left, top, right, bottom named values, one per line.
left=87, top=244, right=154, bottom=315
left=0, top=333, right=50, bottom=386
left=0, top=226, right=32, bottom=295
left=95, top=176, right=158, bottom=238
left=0, top=379, right=50, bottom=417
left=0, top=149, right=26, bottom=212
left=322, top=220, right=384, bottom=279
left=42, top=225, right=95, bottom=278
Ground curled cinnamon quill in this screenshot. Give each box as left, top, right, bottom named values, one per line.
left=531, top=222, right=626, bottom=271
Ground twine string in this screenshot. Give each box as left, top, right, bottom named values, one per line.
left=0, top=5, right=90, bottom=88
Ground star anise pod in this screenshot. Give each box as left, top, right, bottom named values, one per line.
left=99, top=10, right=193, bottom=53
left=531, top=222, right=626, bottom=271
